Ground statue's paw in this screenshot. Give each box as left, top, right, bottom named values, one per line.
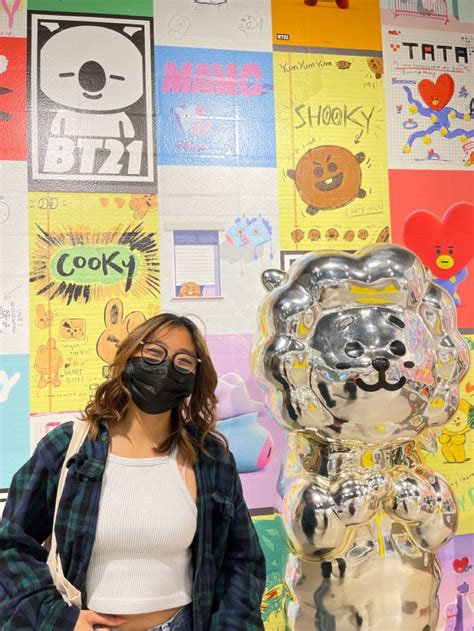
left=283, top=477, right=351, bottom=560
left=331, top=471, right=390, bottom=527
left=384, top=465, right=457, bottom=551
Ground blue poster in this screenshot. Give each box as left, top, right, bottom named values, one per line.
left=0, top=354, right=29, bottom=488
left=155, top=46, right=276, bottom=167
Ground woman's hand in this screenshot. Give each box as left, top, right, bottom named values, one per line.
left=73, top=609, right=126, bottom=630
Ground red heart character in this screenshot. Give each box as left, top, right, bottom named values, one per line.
left=452, top=557, right=469, bottom=573
left=403, top=202, right=474, bottom=279
left=418, top=73, right=454, bottom=111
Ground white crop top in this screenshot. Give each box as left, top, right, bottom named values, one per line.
left=86, top=445, right=197, bottom=614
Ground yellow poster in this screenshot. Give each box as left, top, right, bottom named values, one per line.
left=274, top=50, right=391, bottom=252
left=29, top=192, right=160, bottom=414
left=422, top=334, right=474, bottom=535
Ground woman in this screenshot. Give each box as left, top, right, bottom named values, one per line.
left=0, top=313, right=266, bottom=631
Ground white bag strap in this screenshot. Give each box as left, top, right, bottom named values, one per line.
left=46, top=420, right=91, bottom=607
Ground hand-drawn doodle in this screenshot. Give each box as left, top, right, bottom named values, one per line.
left=34, top=338, right=62, bottom=388
left=224, top=215, right=273, bottom=261
left=237, top=8, right=263, bottom=37
left=287, top=145, right=366, bottom=215
left=402, top=74, right=474, bottom=154
left=172, top=104, right=213, bottom=136
left=59, top=318, right=86, bottom=341
left=367, top=56, right=384, bottom=79
left=439, top=399, right=473, bottom=464
left=96, top=298, right=145, bottom=365
left=35, top=304, right=53, bottom=329
left=390, top=0, right=449, bottom=24
left=129, top=194, right=158, bottom=220
left=194, top=0, right=228, bottom=8
left=167, top=15, right=191, bottom=39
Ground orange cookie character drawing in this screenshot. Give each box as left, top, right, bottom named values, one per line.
left=35, top=338, right=63, bottom=388
left=367, top=57, right=383, bottom=79
left=291, top=228, right=305, bottom=243
left=97, top=298, right=146, bottom=365
left=178, top=282, right=202, bottom=297
left=287, top=145, right=366, bottom=215
left=129, top=194, right=158, bottom=220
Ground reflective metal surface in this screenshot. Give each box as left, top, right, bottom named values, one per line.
left=253, top=244, right=469, bottom=630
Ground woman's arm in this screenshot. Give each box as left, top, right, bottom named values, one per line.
left=0, top=439, right=80, bottom=630
left=209, top=455, right=266, bottom=630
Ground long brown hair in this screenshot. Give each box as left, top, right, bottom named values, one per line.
left=84, top=313, right=226, bottom=463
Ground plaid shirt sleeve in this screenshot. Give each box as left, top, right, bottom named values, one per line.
left=0, top=434, right=81, bottom=630
left=209, top=453, right=266, bottom=630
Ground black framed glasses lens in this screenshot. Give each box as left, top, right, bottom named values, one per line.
left=141, top=342, right=198, bottom=374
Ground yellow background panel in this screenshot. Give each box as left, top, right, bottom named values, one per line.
left=29, top=192, right=160, bottom=414
left=422, top=334, right=474, bottom=535
left=274, top=50, right=390, bottom=251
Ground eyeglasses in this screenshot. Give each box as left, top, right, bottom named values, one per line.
left=139, top=341, right=201, bottom=374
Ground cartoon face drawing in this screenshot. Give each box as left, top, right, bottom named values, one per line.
left=241, top=217, right=272, bottom=248
left=418, top=74, right=454, bottom=112
left=237, top=9, right=263, bottom=36
left=367, top=57, right=383, bottom=79
left=179, top=281, right=202, bottom=297
left=226, top=217, right=250, bottom=247
left=40, top=24, right=144, bottom=112
left=308, top=228, right=321, bottom=241
left=291, top=228, right=304, bottom=243
left=287, top=145, right=366, bottom=215
left=129, top=194, right=157, bottom=220
left=96, top=298, right=145, bottom=365
left=173, top=104, right=212, bottom=136
left=60, top=318, right=86, bottom=340
left=326, top=228, right=339, bottom=240
left=168, top=15, right=191, bottom=39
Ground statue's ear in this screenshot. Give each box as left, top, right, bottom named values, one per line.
left=262, top=269, right=287, bottom=292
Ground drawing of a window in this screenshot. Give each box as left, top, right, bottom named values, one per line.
left=173, top=230, right=222, bottom=299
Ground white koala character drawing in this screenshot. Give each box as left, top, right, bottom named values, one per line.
left=40, top=23, right=144, bottom=139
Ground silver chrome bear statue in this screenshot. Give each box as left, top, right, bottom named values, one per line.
left=253, top=244, right=469, bottom=631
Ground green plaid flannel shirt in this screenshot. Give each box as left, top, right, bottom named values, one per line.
left=0, top=421, right=266, bottom=630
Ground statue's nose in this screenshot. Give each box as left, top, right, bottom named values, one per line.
left=372, top=357, right=389, bottom=372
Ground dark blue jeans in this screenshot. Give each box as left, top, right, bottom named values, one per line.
left=147, top=605, right=193, bottom=631
left=106, top=604, right=193, bottom=631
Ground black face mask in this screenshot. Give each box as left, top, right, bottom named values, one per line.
left=122, top=357, right=195, bottom=414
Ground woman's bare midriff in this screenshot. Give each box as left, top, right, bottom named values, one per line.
left=100, top=605, right=184, bottom=631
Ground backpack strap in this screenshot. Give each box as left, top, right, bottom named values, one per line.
left=45, top=420, right=91, bottom=607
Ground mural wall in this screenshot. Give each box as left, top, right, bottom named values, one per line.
left=0, top=0, right=473, bottom=628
